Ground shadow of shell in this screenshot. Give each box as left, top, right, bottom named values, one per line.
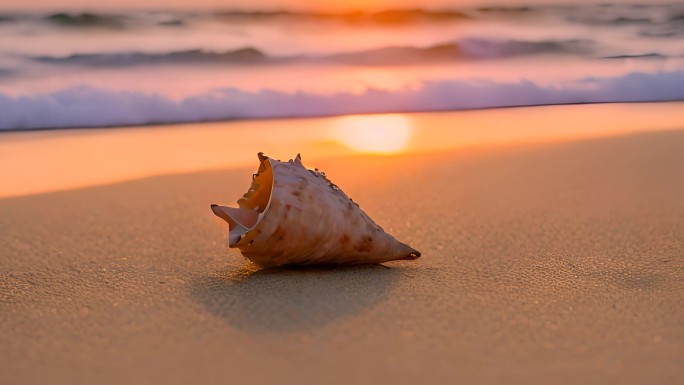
left=190, top=264, right=404, bottom=333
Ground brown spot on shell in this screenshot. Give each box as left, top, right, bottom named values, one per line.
left=292, top=190, right=305, bottom=202
left=272, top=225, right=286, bottom=242
left=357, top=236, right=373, bottom=252
left=340, top=234, right=350, bottom=244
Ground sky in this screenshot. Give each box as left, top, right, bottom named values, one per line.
left=0, top=0, right=671, bottom=12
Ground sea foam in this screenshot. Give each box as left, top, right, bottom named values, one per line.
left=2, top=71, right=683, bottom=130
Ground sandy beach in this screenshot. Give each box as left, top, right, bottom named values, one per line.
left=1, top=113, right=682, bottom=384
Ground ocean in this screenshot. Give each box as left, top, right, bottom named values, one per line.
left=1, top=2, right=684, bottom=130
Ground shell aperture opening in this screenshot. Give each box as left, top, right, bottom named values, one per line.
left=211, top=154, right=274, bottom=246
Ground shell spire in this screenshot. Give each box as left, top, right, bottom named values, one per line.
left=211, top=153, right=421, bottom=267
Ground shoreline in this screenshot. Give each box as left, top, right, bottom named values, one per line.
left=1, top=99, right=683, bottom=133
left=2, top=101, right=684, bottom=199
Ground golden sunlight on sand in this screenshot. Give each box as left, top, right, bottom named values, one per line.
left=2, top=102, right=684, bottom=198
left=334, top=114, right=412, bottom=154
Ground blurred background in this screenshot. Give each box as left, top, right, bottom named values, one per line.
left=1, top=1, right=683, bottom=129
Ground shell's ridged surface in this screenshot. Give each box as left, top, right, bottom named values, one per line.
left=214, top=154, right=420, bottom=267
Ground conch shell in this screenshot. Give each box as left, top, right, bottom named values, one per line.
left=211, top=153, right=421, bottom=267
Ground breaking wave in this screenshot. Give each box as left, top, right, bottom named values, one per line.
left=33, top=48, right=269, bottom=67
left=31, top=38, right=596, bottom=68
left=212, top=9, right=471, bottom=24
left=2, top=71, right=683, bottom=130
left=18, top=5, right=681, bottom=30
left=44, top=12, right=127, bottom=28
left=1, top=5, right=681, bottom=32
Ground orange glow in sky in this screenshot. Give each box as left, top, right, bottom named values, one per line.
left=0, top=0, right=622, bottom=12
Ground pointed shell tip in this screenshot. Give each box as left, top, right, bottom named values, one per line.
left=210, top=204, right=221, bottom=215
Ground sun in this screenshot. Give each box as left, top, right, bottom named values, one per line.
left=334, top=114, right=413, bottom=154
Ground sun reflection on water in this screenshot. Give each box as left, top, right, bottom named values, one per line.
left=334, top=114, right=413, bottom=154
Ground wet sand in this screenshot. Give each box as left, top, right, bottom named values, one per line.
left=2, top=102, right=684, bottom=199
left=1, top=128, right=683, bottom=384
